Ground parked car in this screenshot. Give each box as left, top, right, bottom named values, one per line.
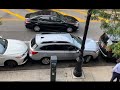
left=25, top=10, right=79, bottom=32
left=29, top=32, right=99, bottom=65
left=98, top=33, right=120, bottom=62
left=0, top=36, right=28, bottom=67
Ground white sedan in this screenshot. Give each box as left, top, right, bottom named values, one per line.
left=0, top=36, right=28, bottom=67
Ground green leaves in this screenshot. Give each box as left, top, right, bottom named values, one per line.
left=110, top=41, right=120, bottom=58
left=91, top=9, right=111, bottom=20
left=91, top=9, right=120, bottom=58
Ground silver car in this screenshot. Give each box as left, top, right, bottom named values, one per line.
left=0, top=36, right=28, bottom=67
left=29, top=33, right=99, bottom=65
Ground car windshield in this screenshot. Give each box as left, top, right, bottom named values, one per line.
left=0, top=38, right=8, bottom=54
left=71, top=34, right=82, bottom=48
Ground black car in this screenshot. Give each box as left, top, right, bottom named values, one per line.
left=98, top=33, right=120, bottom=62
left=25, top=10, right=79, bottom=33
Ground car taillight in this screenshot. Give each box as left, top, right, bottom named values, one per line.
left=25, top=18, right=30, bottom=23
left=30, top=50, right=38, bottom=55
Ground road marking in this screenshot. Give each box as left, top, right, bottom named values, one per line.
left=25, top=9, right=99, bottom=23
left=72, top=9, right=109, bottom=23
left=73, top=9, right=88, bottom=15
left=25, top=9, right=37, bottom=13
left=51, top=9, right=86, bottom=22
left=0, top=9, right=25, bottom=20
left=1, top=18, right=22, bottom=21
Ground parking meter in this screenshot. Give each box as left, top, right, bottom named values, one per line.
left=50, top=56, right=57, bottom=82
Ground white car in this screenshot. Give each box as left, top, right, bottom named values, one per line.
left=0, top=36, right=28, bottom=67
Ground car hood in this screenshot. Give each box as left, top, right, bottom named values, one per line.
left=4, top=39, right=28, bottom=56
left=75, top=38, right=98, bottom=51
left=84, top=39, right=99, bottom=51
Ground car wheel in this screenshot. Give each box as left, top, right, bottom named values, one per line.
left=83, top=55, right=93, bottom=64
left=34, top=26, right=40, bottom=32
left=66, top=27, right=73, bottom=33
left=41, top=57, right=50, bottom=65
left=4, top=60, right=17, bottom=68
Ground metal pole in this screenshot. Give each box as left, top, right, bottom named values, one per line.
left=50, top=56, right=57, bottom=82
left=73, top=9, right=92, bottom=77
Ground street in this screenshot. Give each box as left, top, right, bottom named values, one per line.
left=0, top=9, right=115, bottom=71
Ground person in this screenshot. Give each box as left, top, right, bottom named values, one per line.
left=110, top=58, right=120, bottom=82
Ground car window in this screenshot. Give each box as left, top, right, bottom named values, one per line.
left=66, top=45, right=78, bottom=51
left=31, top=37, right=36, bottom=47
left=40, top=45, right=55, bottom=50
left=0, top=44, right=5, bottom=54
left=71, top=34, right=82, bottom=45
left=0, top=38, right=7, bottom=54
left=40, top=45, right=77, bottom=51
left=31, top=18, right=38, bottom=21
left=39, top=18, right=50, bottom=23
left=38, top=16, right=50, bottom=20
left=50, top=17, right=61, bottom=22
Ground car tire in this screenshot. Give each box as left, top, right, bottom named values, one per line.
left=83, top=55, right=93, bottom=64
left=4, top=60, right=17, bottom=68
left=33, top=26, right=41, bottom=32
left=66, top=27, right=73, bottom=33
left=41, top=57, right=50, bottom=65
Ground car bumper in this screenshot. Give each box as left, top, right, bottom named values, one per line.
left=21, top=54, right=29, bottom=65
left=18, top=51, right=29, bottom=65
left=25, top=23, right=34, bottom=29
left=98, top=45, right=108, bottom=57
left=92, top=50, right=100, bottom=59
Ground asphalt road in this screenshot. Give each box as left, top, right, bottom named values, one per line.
left=0, top=9, right=115, bottom=70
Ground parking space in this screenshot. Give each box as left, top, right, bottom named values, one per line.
left=0, top=9, right=114, bottom=71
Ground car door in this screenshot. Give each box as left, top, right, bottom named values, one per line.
left=37, top=18, right=53, bottom=31
left=61, top=45, right=80, bottom=60
left=39, top=45, right=67, bottom=60
left=48, top=17, right=66, bottom=31
left=0, top=54, right=5, bottom=66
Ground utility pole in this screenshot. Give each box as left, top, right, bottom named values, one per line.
left=73, top=9, right=92, bottom=77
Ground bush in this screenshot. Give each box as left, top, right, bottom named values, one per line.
left=110, top=41, right=120, bottom=58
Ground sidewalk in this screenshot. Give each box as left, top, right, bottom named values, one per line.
left=0, top=66, right=113, bottom=81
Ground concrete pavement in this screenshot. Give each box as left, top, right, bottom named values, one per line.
left=0, top=66, right=114, bottom=81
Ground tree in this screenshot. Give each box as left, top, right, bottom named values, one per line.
left=91, top=9, right=120, bottom=58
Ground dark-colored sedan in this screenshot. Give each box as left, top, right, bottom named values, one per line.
left=25, top=10, right=79, bottom=33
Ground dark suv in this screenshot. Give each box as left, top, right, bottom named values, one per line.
left=98, top=33, right=119, bottom=62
